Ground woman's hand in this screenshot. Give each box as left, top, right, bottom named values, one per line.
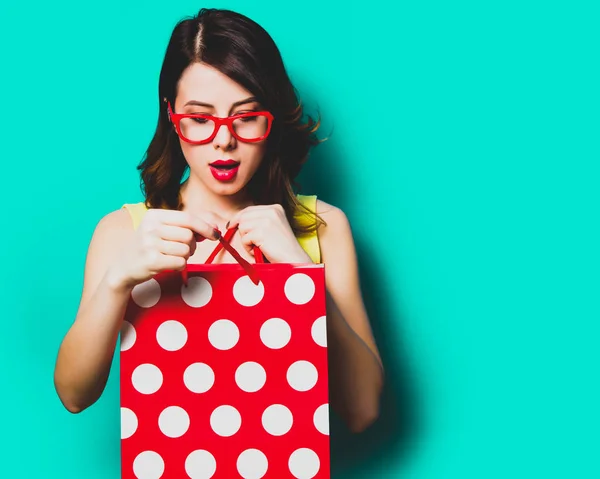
left=227, top=204, right=312, bottom=264
left=106, top=209, right=222, bottom=290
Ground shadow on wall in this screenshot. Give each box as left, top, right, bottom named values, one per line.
left=295, top=121, right=421, bottom=478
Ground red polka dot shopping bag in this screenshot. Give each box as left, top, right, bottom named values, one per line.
left=119, top=228, right=330, bottom=479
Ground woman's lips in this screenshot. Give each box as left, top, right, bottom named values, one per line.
left=209, top=159, right=240, bottom=182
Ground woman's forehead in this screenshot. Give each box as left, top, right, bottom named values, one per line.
left=177, top=62, right=255, bottom=108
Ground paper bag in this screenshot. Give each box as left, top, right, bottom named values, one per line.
left=119, top=229, right=330, bottom=479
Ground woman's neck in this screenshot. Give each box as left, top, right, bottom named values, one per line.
left=179, top=176, right=254, bottom=222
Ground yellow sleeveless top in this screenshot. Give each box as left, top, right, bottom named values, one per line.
left=121, top=194, right=321, bottom=263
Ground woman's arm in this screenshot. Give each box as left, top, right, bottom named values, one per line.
left=54, top=207, right=217, bottom=413
left=317, top=200, right=384, bottom=433
left=54, top=209, right=136, bottom=413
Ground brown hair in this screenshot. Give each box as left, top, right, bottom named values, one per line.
left=137, top=8, right=327, bottom=235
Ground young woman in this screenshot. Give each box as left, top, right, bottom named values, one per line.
left=54, top=7, right=383, bottom=434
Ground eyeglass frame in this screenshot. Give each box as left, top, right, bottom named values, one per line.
left=166, top=100, right=274, bottom=145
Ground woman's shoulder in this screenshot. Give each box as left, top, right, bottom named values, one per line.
left=121, top=202, right=148, bottom=230
left=93, top=202, right=145, bottom=236
left=296, top=194, right=345, bottom=220
left=317, top=200, right=351, bottom=237
left=299, top=194, right=352, bottom=239
left=296, top=195, right=356, bottom=268
left=295, top=194, right=348, bottom=228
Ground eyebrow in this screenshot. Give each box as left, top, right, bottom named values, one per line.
left=184, top=97, right=258, bottom=109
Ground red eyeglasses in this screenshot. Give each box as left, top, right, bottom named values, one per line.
left=166, top=100, right=274, bottom=144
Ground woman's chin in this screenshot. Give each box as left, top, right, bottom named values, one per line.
left=207, top=177, right=249, bottom=196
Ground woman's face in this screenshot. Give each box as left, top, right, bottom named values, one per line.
left=173, top=62, right=268, bottom=196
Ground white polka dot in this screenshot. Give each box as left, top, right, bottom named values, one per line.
left=235, top=362, right=267, bottom=393
left=158, top=406, right=190, bottom=438
left=208, top=319, right=239, bottom=350
left=120, top=321, right=136, bottom=351
left=287, top=360, right=318, bottom=392
left=288, top=448, right=320, bottom=479
left=313, top=404, right=329, bottom=435
left=156, top=320, right=188, bottom=351
left=233, top=276, right=265, bottom=307
left=184, top=363, right=215, bottom=393
left=131, top=279, right=161, bottom=308
left=132, top=363, right=163, bottom=395
left=185, top=450, right=217, bottom=479
left=121, top=407, right=138, bottom=439
left=210, top=405, right=242, bottom=437
left=181, top=276, right=212, bottom=307
left=237, top=449, right=268, bottom=479
left=133, top=451, right=164, bottom=479
left=262, top=404, right=293, bottom=436
left=260, top=318, right=291, bottom=349
left=284, top=273, right=315, bottom=305
left=311, top=316, right=327, bottom=347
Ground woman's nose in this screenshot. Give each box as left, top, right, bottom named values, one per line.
left=212, top=123, right=235, bottom=150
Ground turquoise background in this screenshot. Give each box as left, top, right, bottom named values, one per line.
left=1, top=1, right=599, bottom=477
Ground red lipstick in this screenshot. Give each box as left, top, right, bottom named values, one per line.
left=209, top=159, right=240, bottom=182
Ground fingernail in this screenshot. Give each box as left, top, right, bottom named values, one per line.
left=226, top=221, right=230, bottom=229
left=194, top=233, right=205, bottom=242
left=213, top=228, right=221, bottom=239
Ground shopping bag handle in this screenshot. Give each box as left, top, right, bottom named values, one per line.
left=205, top=227, right=265, bottom=265
left=181, top=226, right=263, bottom=286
